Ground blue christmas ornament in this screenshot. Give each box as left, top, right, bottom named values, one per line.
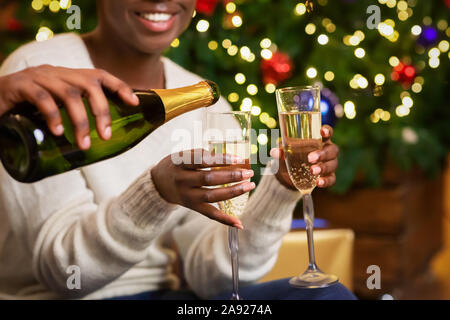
left=320, top=88, right=339, bottom=127
left=417, top=25, right=439, bottom=47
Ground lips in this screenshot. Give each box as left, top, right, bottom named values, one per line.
left=135, top=11, right=177, bottom=33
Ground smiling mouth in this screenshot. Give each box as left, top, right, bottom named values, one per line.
left=136, top=12, right=174, bottom=23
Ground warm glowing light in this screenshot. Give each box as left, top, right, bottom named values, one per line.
left=260, top=38, right=272, bottom=49
left=259, top=112, right=270, bottom=123
left=306, top=67, right=317, bottom=78
left=357, top=76, right=368, bottom=89
left=36, top=26, right=54, bottom=42
left=396, top=105, right=410, bottom=117
left=196, top=20, right=210, bottom=32
left=257, top=133, right=268, bottom=145
left=411, top=25, right=422, bottom=35
left=326, top=23, right=336, bottom=33
left=386, top=0, right=397, bottom=9
left=370, top=113, right=380, bottom=123
left=242, top=98, right=253, bottom=108
left=231, top=15, right=242, bottom=27
left=344, top=101, right=356, bottom=119
left=60, top=0, right=71, bottom=10
left=208, top=40, right=218, bottom=50
left=324, top=71, right=335, bottom=81
left=411, top=83, right=422, bottom=93
left=438, top=40, right=449, bottom=52
left=389, top=56, right=400, bottom=67
left=240, top=46, right=251, bottom=60
left=228, top=92, right=239, bottom=103
left=266, top=118, right=277, bottom=129
left=305, top=23, right=316, bottom=35
left=397, top=0, right=408, bottom=10
left=247, top=84, right=258, bottom=95
left=398, top=11, right=408, bottom=21
left=251, top=144, right=258, bottom=154
left=49, top=0, right=60, bottom=12
left=354, top=47, right=365, bottom=58
left=260, top=49, right=273, bottom=60
left=378, top=23, right=394, bottom=37
left=170, top=38, right=180, bottom=48
left=295, top=3, right=307, bottom=16
left=429, top=57, right=440, bottom=68
left=374, top=74, right=385, bottom=85
left=227, top=45, right=238, bottom=56
left=222, top=39, right=232, bottom=49
left=318, top=34, right=329, bottom=45
left=225, top=2, right=236, bottom=14
left=437, top=19, right=448, bottom=31
left=355, top=30, right=365, bottom=41
left=251, top=106, right=262, bottom=116
left=349, top=36, right=360, bottom=46
left=381, top=111, right=391, bottom=121
left=265, top=83, right=276, bottom=93
left=235, top=73, right=246, bottom=84
left=31, top=0, right=44, bottom=11
left=428, top=48, right=440, bottom=58
left=402, top=96, right=413, bottom=108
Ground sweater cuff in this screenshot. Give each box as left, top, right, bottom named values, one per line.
left=117, top=167, right=177, bottom=228
left=243, top=161, right=302, bottom=225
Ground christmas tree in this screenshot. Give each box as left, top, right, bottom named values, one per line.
left=1, top=0, right=449, bottom=193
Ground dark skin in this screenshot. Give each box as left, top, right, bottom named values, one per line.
left=0, top=0, right=339, bottom=227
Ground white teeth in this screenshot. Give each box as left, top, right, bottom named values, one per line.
left=139, top=12, right=172, bottom=22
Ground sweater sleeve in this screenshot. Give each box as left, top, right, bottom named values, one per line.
left=0, top=165, right=176, bottom=299
left=172, top=161, right=302, bottom=298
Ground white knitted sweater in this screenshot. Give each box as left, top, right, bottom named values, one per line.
left=0, top=33, right=301, bottom=300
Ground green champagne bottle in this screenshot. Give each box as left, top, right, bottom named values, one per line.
left=0, top=80, right=220, bottom=183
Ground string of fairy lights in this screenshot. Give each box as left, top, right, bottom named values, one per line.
left=29, top=0, right=449, bottom=151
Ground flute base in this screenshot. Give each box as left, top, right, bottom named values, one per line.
left=289, top=269, right=338, bottom=289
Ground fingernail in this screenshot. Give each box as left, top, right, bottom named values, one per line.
left=104, top=126, right=111, bottom=140
left=269, top=148, right=278, bottom=158
left=318, top=178, right=325, bottom=186
left=243, top=170, right=254, bottom=178
left=55, top=124, right=64, bottom=135
left=312, top=166, right=321, bottom=175
left=81, top=136, right=91, bottom=149
left=243, top=182, right=256, bottom=192
left=308, top=152, right=319, bottom=163
left=231, top=155, right=243, bottom=163
left=234, top=223, right=244, bottom=230
left=131, top=93, right=139, bottom=104
left=323, top=127, right=329, bottom=136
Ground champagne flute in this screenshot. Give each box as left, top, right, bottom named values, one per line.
left=205, top=111, right=251, bottom=300
left=276, top=85, right=338, bottom=288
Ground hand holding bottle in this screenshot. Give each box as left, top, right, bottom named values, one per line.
left=151, top=149, right=255, bottom=228
left=0, top=64, right=139, bottom=150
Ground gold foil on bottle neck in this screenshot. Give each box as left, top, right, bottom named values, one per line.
left=153, top=81, right=216, bottom=122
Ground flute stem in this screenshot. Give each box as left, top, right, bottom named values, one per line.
left=228, top=226, right=240, bottom=300
left=303, top=193, right=318, bottom=270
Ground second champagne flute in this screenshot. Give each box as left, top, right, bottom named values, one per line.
left=276, top=85, right=338, bottom=288
left=205, top=111, right=251, bottom=300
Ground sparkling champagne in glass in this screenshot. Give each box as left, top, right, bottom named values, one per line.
left=205, top=111, right=251, bottom=300
left=276, top=86, right=338, bottom=288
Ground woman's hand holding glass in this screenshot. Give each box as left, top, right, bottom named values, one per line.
left=151, top=149, right=255, bottom=229
left=270, top=124, right=339, bottom=190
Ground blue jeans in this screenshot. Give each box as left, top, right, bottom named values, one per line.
left=108, top=278, right=357, bottom=300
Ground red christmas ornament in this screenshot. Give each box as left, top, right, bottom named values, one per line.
left=391, top=62, right=416, bottom=87
left=6, top=18, right=22, bottom=32
left=260, top=51, right=294, bottom=85
left=196, top=0, right=220, bottom=16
